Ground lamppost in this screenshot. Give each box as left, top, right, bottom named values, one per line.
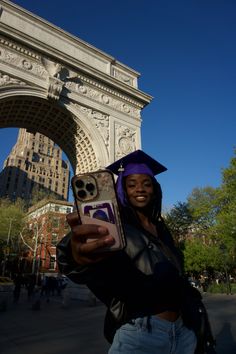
left=219, top=244, right=231, bottom=295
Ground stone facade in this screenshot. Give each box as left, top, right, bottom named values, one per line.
left=0, top=128, right=70, bottom=202
left=0, top=1, right=152, bottom=173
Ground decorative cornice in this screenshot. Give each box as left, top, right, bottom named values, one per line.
left=71, top=81, right=141, bottom=119
left=0, top=1, right=152, bottom=108
left=0, top=35, right=40, bottom=60
left=0, top=35, right=142, bottom=116
left=74, top=72, right=143, bottom=108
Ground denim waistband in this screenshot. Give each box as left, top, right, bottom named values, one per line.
left=131, top=315, right=183, bottom=333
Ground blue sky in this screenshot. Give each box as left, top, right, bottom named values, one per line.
left=0, top=0, right=235, bottom=210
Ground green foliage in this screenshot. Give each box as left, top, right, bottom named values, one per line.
left=183, top=238, right=222, bottom=273
left=221, top=149, right=236, bottom=197
left=207, top=282, right=236, bottom=294
left=167, top=149, right=236, bottom=275
left=215, top=151, right=236, bottom=240
left=187, top=186, right=219, bottom=231
left=164, top=202, right=193, bottom=244
left=0, top=198, right=26, bottom=243
left=213, top=150, right=236, bottom=271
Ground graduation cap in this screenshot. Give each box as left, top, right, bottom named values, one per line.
left=106, top=150, right=167, bottom=206
left=106, top=149, right=167, bottom=177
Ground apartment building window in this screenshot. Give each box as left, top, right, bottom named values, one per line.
left=64, top=219, right=70, bottom=231
left=51, top=233, right=58, bottom=245
left=49, top=256, right=56, bottom=270
left=52, top=217, right=59, bottom=228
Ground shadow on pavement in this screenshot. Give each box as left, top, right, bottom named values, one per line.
left=215, top=322, right=236, bottom=353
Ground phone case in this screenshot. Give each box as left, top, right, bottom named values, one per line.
left=71, top=169, right=126, bottom=251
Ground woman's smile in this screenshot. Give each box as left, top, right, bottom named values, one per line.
left=125, top=174, right=154, bottom=208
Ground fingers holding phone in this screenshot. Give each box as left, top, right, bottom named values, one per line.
left=71, top=170, right=126, bottom=253
left=67, top=212, right=116, bottom=265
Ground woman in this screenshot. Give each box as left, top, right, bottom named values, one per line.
left=57, top=150, right=214, bottom=354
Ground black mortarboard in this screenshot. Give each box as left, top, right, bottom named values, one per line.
left=106, top=149, right=167, bottom=177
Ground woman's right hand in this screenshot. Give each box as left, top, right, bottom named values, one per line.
left=66, top=212, right=115, bottom=266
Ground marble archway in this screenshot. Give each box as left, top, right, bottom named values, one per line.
left=0, top=0, right=152, bottom=172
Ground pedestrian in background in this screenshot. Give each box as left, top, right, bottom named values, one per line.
left=13, top=273, right=22, bottom=303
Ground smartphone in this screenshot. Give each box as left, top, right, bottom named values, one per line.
left=71, top=169, right=126, bottom=251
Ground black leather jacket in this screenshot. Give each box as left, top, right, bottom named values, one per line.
left=56, top=214, right=189, bottom=342
left=57, top=202, right=216, bottom=353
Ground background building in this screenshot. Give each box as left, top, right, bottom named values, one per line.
left=25, top=199, right=73, bottom=273
left=0, top=128, right=70, bottom=203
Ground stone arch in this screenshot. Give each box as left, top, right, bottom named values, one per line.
left=0, top=0, right=152, bottom=175
left=0, top=88, right=110, bottom=174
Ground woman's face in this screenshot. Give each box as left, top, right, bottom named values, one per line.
left=125, top=174, right=155, bottom=209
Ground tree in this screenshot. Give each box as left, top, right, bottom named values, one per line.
left=165, top=149, right=236, bottom=276
left=212, top=150, right=236, bottom=270
left=186, top=238, right=222, bottom=273
left=187, top=186, right=219, bottom=233
left=184, top=150, right=236, bottom=274
left=164, top=202, right=193, bottom=245
left=0, top=198, right=26, bottom=275
left=0, top=198, right=26, bottom=248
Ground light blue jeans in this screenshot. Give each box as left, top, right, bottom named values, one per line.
left=108, top=316, right=197, bottom=354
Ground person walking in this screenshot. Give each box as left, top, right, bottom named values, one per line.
left=13, top=273, right=22, bottom=303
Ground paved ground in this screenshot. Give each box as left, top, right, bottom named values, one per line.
left=0, top=290, right=110, bottom=354
left=203, top=293, right=236, bottom=353
left=0, top=290, right=236, bottom=354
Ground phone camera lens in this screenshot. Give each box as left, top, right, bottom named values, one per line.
left=77, top=190, right=87, bottom=199
left=75, top=179, right=84, bottom=189
left=86, top=183, right=95, bottom=193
